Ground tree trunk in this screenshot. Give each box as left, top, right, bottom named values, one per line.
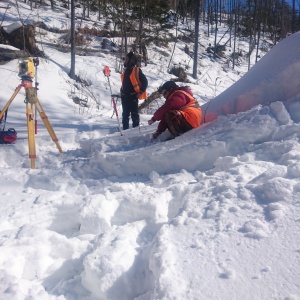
left=213, top=0, right=218, bottom=58
left=232, top=0, right=237, bottom=69
left=122, top=0, right=128, bottom=54
left=69, top=0, right=75, bottom=79
left=255, top=0, right=262, bottom=63
left=193, top=0, right=200, bottom=79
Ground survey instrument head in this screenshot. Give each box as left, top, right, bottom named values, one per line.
left=18, top=57, right=35, bottom=79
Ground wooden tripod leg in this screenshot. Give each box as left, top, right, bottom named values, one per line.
left=26, top=103, right=36, bottom=169
left=0, top=85, right=22, bottom=119
left=34, top=99, right=63, bottom=153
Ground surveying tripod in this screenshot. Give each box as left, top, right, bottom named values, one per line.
left=0, top=58, right=63, bottom=169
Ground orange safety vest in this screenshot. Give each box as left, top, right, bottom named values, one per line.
left=121, top=66, right=147, bottom=100
left=169, top=89, right=202, bottom=128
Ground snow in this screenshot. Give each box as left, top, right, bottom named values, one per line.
left=202, top=32, right=300, bottom=123
left=0, top=2, right=300, bottom=300
left=3, top=21, right=23, bottom=34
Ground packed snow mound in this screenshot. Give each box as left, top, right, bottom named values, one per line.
left=68, top=100, right=300, bottom=178
left=202, top=32, right=300, bottom=123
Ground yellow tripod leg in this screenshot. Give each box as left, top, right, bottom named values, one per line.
left=35, top=100, right=63, bottom=153
left=0, top=85, right=22, bottom=119
left=26, top=103, right=36, bottom=169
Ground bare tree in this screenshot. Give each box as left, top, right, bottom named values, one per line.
left=69, top=0, right=75, bottom=79
left=255, top=0, right=263, bottom=63
left=122, top=0, right=128, bottom=55
left=193, top=0, right=200, bottom=79
left=213, top=0, right=219, bottom=58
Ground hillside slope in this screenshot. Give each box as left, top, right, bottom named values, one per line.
left=0, top=2, right=299, bottom=300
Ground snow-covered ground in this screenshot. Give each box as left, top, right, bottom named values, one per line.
left=0, top=1, right=299, bottom=300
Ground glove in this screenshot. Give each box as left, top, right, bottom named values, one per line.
left=148, top=118, right=155, bottom=125
left=152, top=131, right=161, bottom=139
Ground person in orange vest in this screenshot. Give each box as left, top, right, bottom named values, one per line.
left=148, top=81, right=202, bottom=139
left=121, top=51, right=148, bottom=130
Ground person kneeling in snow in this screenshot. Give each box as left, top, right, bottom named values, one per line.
left=148, top=81, right=202, bottom=139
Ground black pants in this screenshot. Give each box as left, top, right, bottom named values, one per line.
left=121, top=97, right=139, bottom=130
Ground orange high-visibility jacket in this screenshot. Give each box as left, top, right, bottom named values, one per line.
left=121, top=67, right=147, bottom=100
left=170, top=89, right=202, bottom=128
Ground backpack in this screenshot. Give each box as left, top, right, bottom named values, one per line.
left=0, top=110, right=17, bottom=144
left=0, top=128, right=17, bottom=144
